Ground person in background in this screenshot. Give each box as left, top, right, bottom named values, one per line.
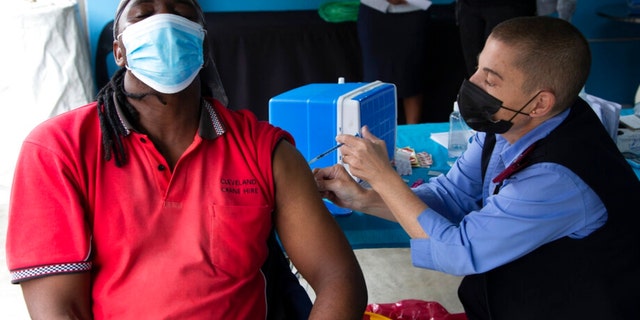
left=315, top=16, right=640, bottom=319
left=537, top=0, right=577, bottom=21
left=456, top=0, right=536, bottom=77
left=5, top=0, right=367, bottom=319
left=358, top=0, right=430, bottom=124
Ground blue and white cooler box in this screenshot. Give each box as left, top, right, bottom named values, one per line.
left=269, top=80, right=397, bottom=169
left=269, top=81, right=397, bottom=215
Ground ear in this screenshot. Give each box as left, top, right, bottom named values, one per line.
left=113, top=39, right=126, bottom=68
left=530, top=91, right=556, bottom=117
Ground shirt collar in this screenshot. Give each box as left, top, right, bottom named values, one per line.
left=197, top=99, right=226, bottom=139
left=113, top=94, right=226, bottom=140
left=496, top=106, right=571, bottom=166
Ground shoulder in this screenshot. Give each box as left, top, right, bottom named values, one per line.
left=14, top=103, right=102, bottom=183
left=510, top=161, right=592, bottom=200
left=21, top=103, right=100, bottom=159
left=207, top=98, right=294, bottom=146
left=26, top=103, right=99, bottom=144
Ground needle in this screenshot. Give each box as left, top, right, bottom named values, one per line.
left=308, top=143, right=344, bottom=165
left=307, top=133, right=360, bottom=165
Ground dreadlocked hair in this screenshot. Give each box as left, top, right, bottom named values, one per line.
left=96, top=67, right=139, bottom=167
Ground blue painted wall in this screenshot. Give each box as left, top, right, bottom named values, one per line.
left=84, top=0, right=640, bottom=106
left=570, top=0, right=640, bottom=105
left=84, top=1, right=339, bottom=64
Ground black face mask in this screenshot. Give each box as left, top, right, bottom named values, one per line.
left=457, top=79, right=539, bottom=134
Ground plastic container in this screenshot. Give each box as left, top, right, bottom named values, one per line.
left=447, top=101, right=469, bottom=166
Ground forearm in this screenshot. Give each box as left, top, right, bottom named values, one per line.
left=309, top=273, right=368, bottom=320
left=367, top=169, right=428, bottom=239
left=352, top=186, right=396, bottom=221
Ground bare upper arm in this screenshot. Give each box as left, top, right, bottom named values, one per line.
left=271, top=139, right=366, bottom=293
left=20, top=272, right=92, bottom=320
left=271, top=140, right=367, bottom=317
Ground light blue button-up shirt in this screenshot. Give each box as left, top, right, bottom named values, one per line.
left=410, top=107, right=607, bottom=276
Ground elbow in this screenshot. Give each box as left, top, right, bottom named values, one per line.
left=310, top=265, right=368, bottom=318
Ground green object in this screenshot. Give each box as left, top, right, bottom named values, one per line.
left=318, top=1, right=360, bottom=23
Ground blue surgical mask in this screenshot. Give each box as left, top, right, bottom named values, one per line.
left=119, top=14, right=205, bottom=94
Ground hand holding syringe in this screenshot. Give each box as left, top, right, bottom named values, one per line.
left=308, top=133, right=360, bottom=165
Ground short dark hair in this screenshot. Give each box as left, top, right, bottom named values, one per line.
left=489, top=16, right=591, bottom=111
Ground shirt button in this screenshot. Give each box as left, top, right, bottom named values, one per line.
left=140, top=138, right=147, bottom=143
left=158, top=164, right=166, bottom=171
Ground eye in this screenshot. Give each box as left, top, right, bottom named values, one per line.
left=483, top=72, right=501, bottom=88
left=174, top=3, right=200, bottom=22
left=126, top=5, right=154, bottom=23
left=484, top=79, right=496, bottom=87
left=133, top=13, right=152, bottom=21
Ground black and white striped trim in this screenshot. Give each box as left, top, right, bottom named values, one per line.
left=10, top=262, right=92, bottom=284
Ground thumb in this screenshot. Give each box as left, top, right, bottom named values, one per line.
left=361, top=125, right=378, bottom=141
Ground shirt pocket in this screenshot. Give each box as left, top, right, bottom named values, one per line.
left=209, top=204, right=272, bottom=278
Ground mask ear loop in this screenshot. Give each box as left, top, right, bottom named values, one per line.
left=503, top=91, right=543, bottom=122
left=201, top=44, right=229, bottom=107
left=196, top=13, right=228, bottom=107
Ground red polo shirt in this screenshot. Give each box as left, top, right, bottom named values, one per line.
left=7, top=98, right=293, bottom=319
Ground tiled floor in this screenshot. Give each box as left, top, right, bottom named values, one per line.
left=0, top=187, right=463, bottom=318
left=353, top=248, right=463, bottom=313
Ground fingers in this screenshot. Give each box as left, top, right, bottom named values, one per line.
left=314, top=165, right=349, bottom=205
left=314, top=164, right=344, bottom=190
left=339, top=127, right=387, bottom=163
left=339, top=125, right=377, bottom=142
left=361, top=126, right=386, bottom=148
left=336, top=133, right=358, bottom=146
left=361, top=125, right=374, bottom=140
left=314, top=164, right=341, bottom=180
left=335, top=127, right=376, bottom=155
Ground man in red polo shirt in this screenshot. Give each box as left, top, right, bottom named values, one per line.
left=5, top=0, right=367, bottom=319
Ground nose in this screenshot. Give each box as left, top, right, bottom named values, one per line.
left=468, top=69, right=481, bottom=85
left=156, top=3, right=173, bottom=15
